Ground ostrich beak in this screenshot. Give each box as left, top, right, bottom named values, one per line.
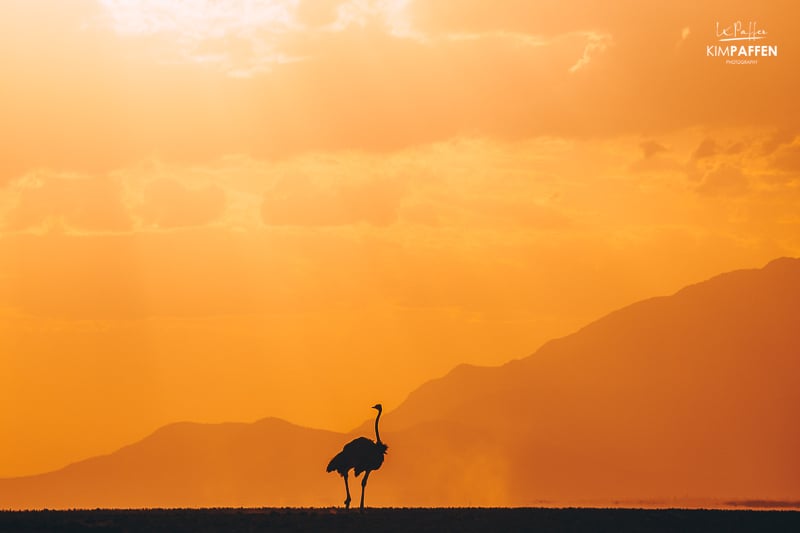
left=372, top=404, right=381, bottom=410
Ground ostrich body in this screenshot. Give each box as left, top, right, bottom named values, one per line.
left=326, top=403, right=388, bottom=509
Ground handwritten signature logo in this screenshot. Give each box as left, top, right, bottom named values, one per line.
left=707, top=21, right=777, bottom=64
left=715, top=21, right=767, bottom=42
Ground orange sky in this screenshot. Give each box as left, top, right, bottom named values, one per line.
left=1, top=0, right=799, bottom=478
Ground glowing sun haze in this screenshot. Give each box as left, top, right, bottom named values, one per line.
left=0, top=0, right=798, bottom=482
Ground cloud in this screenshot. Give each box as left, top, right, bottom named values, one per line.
left=296, top=0, right=344, bottom=27
left=94, top=0, right=303, bottom=75
left=631, top=140, right=682, bottom=174
left=692, top=138, right=718, bottom=160
left=3, top=173, right=132, bottom=232
left=760, top=130, right=797, bottom=156
left=772, top=142, right=800, bottom=172
left=1, top=171, right=228, bottom=234
left=3, top=0, right=799, bottom=177
left=139, top=178, right=226, bottom=229
left=725, top=142, right=746, bottom=155
left=696, top=164, right=749, bottom=196
left=569, top=32, right=612, bottom=73
left=97, top=0, right=298, bottom=37
left=640, top=140, right=668, bottom=159
left=92, top=0, right=419, bottom=75
left=261, top=175, right=402, bottom=227
left=473, top=199, right=574, bottom=230
left=0, top=133, right=797, bottom=325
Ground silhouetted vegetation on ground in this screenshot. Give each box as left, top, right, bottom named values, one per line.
left=0, top=508, right=798, bottom=533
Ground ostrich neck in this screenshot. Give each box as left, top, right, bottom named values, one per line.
left=374, top=410, right=382, bottom=444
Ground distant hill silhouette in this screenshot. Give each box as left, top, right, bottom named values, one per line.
left=0, top=418, right=345, bottom=508
left=1, top=258, right=798, bottom=508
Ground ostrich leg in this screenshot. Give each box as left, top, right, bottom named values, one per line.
left=343, top=472, right=352, bottom=509
left=359, top=470, right=371, bottom=510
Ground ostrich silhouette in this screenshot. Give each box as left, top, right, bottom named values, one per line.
left=326, top=403, right=388, bottom=509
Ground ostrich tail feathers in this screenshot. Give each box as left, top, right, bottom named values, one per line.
left=326, top=451, right=345, bottom=474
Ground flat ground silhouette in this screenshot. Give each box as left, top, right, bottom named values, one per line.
left=1, top=508, right=798, bottom=532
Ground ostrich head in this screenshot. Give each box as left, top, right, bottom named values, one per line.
left=372, top=403, right=383, bottom=412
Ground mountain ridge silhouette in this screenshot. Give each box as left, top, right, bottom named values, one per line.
left=1, top=257, right=798, bottom=508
